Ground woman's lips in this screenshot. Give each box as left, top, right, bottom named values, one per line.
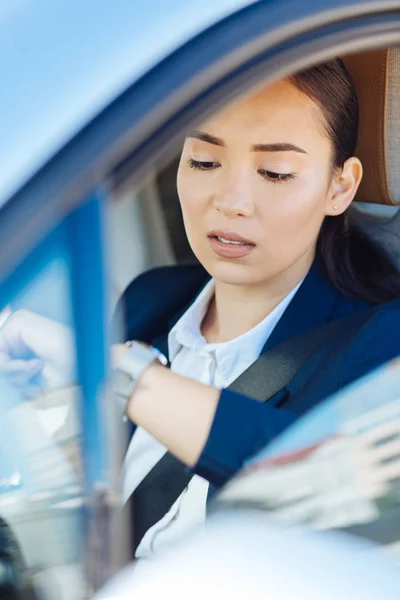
left=207, top=231, right=256, bottom=259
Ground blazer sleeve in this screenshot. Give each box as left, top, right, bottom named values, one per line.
left=194, top=389, right=297, bottom=487
left=195, top=303, right=400, bottom=489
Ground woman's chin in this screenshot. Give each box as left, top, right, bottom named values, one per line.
left=206, top=259, right=266, bottom=287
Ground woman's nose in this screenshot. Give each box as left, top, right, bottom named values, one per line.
left=212, top=177, right=255, bottom=218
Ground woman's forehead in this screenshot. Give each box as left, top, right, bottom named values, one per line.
left=197, top=79, right=326, bottom=145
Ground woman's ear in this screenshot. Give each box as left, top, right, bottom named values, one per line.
left=325, top=157, right=363, bottom=216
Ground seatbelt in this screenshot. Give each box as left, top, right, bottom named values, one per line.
left=130, top=307, right=373, bottom=551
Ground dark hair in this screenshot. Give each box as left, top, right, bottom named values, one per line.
left=290, top=59, right=400, bottom=305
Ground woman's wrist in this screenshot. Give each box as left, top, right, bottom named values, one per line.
left=124, top=360, right=220, bottom=467
left=126, top=361, right=165, bottom=420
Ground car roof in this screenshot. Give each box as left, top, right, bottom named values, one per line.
left=1, top=0, right=254, bottom=204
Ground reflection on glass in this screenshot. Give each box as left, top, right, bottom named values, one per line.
left=0, top=253, right=85, bottom=600
left=216, top=360, right=400, bottom=563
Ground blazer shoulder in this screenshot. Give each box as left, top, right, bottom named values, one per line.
left=111, top=263, right=209, bottom=342
left=122, top=262, right=207, bottom=299
left=342, top=299, right=400, bottom=386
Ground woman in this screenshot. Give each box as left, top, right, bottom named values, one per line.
left=2, top=59, right=400, bottom=559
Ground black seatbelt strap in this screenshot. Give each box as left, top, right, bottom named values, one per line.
left=130, top=308, right=373, bottom=551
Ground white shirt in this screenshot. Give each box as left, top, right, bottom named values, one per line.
left=122, top=278, right=302, bottom=560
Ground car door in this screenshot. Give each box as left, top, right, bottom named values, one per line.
left=1, top=1, right=400, bottom=598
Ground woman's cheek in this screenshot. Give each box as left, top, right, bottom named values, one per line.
left=281, top=175, right=328, bottom=220
left=259, top=182, right=327, bottom=254
left=181, top=178, right=214, bottom=226
left=179, top=192, right=210, bottom=254
left=180, top=190, right=207, bottom=226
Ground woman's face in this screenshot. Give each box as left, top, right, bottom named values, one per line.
left=177, top=79, right=353, bottom=287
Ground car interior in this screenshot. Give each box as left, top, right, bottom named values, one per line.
left=2, top=42, right=400, bottom=599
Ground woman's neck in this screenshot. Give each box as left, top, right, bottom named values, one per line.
left=201, top=252, right=314, bottom=344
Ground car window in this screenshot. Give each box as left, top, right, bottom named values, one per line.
left=0, top=224, right=88, bottom=600
left=109, top=176, right=176, bottom=308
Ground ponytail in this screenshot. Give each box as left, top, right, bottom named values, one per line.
left=318, top=213, right=400, bottom=304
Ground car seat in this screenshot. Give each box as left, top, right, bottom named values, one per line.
left=344, top=47, right=400, bottom=266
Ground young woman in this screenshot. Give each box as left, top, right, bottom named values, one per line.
left=2, top=59, right=400, bottom=560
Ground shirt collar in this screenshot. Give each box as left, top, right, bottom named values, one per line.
left=168, top=278, right=303, bottom=380
left=168, top=278, right=215, bottom=362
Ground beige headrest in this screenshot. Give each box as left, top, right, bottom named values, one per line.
left=343, top=48, right=400, bottom=205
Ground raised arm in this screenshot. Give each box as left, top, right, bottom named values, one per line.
left=119, top=351, right=296, bottom=487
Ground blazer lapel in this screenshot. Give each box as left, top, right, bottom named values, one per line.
left=261, top=260, right=341, bottom=354
left=168, top=277, right=212, bottom=331
left=151, top=268, right=212, bottom=363
left=152, top=331, right=171, bottom=364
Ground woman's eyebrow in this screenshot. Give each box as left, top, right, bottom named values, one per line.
left=187, top=131, right=308, bottom=155
left=251, top=143, right=308, bottom=154
left=187, top=130, right=224, bottom=146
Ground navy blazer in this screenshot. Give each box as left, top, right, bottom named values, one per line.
left=115, top=260, right=400, bottom=487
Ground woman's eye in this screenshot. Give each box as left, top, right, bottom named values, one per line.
left=258, top=169, right=295, bottom=183
left=187, top=159, right=220, bottom=171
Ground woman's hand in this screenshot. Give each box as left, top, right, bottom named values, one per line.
left=0, top=309, right=76, bottom=391
left=0, top=308, right=220, bottom=467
